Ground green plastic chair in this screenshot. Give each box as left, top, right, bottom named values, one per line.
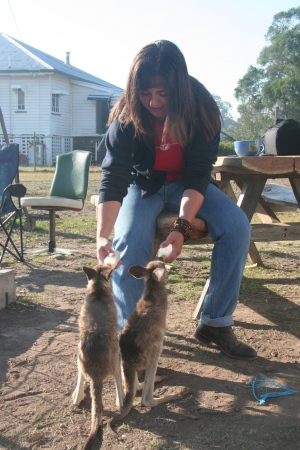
left=21, top=150, right=92, bottom=254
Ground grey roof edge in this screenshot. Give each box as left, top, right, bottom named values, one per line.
left=0, top=32, right=124, bottom=92
left=0, top=69, right=53, bottom=74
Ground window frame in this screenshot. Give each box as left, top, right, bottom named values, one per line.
left=17, top=89, right=25, bottom=111
left=52, top=93, right=60, bottom=113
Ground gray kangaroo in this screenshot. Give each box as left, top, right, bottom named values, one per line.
left=72, top=264, right=124, bottom=450
left=108, top=260, right=189, bottom=436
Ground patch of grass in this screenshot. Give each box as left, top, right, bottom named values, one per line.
left=18, top=294, right=42, bottom=304
left=144, top=444, right=181, bottom=450
left=115, top=423, right=130, bottom=433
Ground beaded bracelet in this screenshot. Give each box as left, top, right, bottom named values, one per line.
left=171, top=218, right=192, bottom=242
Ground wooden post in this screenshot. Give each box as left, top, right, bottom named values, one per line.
left=0, top=107, right=9, bottom=144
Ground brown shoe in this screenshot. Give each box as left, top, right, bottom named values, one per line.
left=194, top=324, right=257, bottom=360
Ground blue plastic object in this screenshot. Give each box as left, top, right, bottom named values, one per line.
left=252, top=373, right=298, bottom=405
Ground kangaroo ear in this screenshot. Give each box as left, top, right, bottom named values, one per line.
left=102, top=267, right=113, bottom=280
left=152, top=267, right=165, bottom=282
left=128, top=265, right=149, bottom=279
left=83, top=266, right=96, bottom=280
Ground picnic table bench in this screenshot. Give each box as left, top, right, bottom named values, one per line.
left=261, top=183, right=298, bottom=211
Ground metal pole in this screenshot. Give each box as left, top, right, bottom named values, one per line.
left=33, top=132, right=36, bottom=171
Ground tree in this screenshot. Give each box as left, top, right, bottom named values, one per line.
left=212, top=94, right=236, bottom=139
left=234, top=7, right=300, bottom=139
left=259, top=7, right=300, bottom=119
left=234, top=66, right=266, bottom=109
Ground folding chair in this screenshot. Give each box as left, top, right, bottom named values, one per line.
left=21, top=150, right=92, bottom=254
left=0, top=144, right=27, bottom=265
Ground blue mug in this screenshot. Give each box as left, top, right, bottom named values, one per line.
left=234, top=140, right=265, bottom=157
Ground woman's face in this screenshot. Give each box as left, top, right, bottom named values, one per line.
left=139, top=87, right=169, bottom=121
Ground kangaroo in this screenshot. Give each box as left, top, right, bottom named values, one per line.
left=108, top=260, right=189, bottom=436
left=72, top=264, right=124, bottom=450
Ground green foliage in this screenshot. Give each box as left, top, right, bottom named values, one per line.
left=235, top=66, right=266, bottom=108
left=218, top=141, right=235, bottom=156
left=235, top=7, right=300, bottom=138
left=234, top=106, right=274, bottom=140
left=265, top=7, right=300, bottom=40
left=258, top=8, right=300, bottom=119
left=213, top=94, right=236, bottom=131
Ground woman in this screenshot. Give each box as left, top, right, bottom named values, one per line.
left=96, top=40, right=257, bottom=360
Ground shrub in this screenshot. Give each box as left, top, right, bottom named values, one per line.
left=218, top=141, right=235, bottom=156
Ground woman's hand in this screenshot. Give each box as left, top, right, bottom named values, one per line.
left=97, top=237, right=122, bottom=269
left=158, top=188, right=204, bottom=263
left=159, top=230, right=184, bottom=263
left=97, top=236, right=113, bottom=264
left=96, top=201, right=122, bottom=266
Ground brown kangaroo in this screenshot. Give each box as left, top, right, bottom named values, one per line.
left=108, top=260, right=189, bottom=436
left=72, top=264, right=124, bottom=450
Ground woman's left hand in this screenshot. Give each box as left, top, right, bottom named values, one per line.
left=159, top=230, right=184, bottom=263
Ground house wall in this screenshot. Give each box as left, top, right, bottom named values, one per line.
left=1, top=73, right=123, bottom=138
left=71, top=82, right=97, bottom=135
left=0, top=73, right=51, bottom=135
left=0, top=77, right=11, bottom=132
left=70, top=80, right=122, bottom=135
left=49, top=75, right=72, bottom=135
left=0, top=74, right=110, bottom=137
left=1, top=67, right=123, bottom=165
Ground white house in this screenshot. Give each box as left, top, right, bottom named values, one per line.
left=0, top=32, right=124, bottom=165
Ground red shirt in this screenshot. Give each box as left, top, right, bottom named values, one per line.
left=153, top=119, right=185, bottom=180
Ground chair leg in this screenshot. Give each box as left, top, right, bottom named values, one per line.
left=25, top=209, right=82, bottom=256
left=19, top=209, right=24, bottom=261
left=0, top=212, right=24, bottom=264
left=48, top=209, right=79, bottom=255
left=24, top=210, right=55, bottom=254
left=48, top=210, right=56, bottom=253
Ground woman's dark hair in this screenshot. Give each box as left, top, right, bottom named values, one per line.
left=109, top=40, right=220, bottom=144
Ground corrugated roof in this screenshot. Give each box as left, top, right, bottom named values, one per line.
left=0, top=32, right=123, bottom=91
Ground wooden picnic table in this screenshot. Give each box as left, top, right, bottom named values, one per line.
left=192, top=155, right=300, bottom=319
left=213, top=155, right=300, bottom=266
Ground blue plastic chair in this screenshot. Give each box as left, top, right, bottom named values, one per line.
left=0, top=144, right=27, bottom=265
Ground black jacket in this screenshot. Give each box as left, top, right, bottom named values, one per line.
left=99, top=118, right=220, bottom=204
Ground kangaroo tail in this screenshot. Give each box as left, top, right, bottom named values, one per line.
left=83, top=380, right=103, bottom=450
left=107, top=368, right=137, bottom=437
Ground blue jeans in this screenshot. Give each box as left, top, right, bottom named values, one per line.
left=113, top=181, right=251, bottom=333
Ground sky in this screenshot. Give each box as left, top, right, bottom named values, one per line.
left=1, top=0, right=300, bottom=119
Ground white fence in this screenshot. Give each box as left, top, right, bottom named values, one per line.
left=0, top=134, right=106, bottom=166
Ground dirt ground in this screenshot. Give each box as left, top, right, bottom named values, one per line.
left=0, top=211, right=300, bottom=449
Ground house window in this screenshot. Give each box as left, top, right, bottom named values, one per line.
left=52, top=94, right=59, bottom=113
left=18, top=89, right=25, bottom=110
